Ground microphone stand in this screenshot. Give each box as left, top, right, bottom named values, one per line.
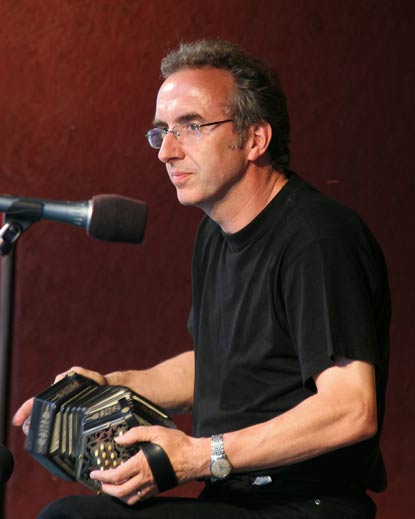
left=0, top=199, right=43, bottom=257
left=0, top=200, right=43, bottom=517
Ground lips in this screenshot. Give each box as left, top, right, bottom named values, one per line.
left=169, top=170, right=193, bottom=187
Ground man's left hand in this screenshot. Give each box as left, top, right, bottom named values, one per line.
left=90, top=425, right=209, bottom=505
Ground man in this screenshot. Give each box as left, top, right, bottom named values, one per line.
left=13, top=39, right=390, bottom=519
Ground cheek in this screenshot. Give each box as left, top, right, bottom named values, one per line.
left=187, top=139, right=247, bottom=185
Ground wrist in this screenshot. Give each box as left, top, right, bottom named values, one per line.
left=193, top=437, right=212, bottom=479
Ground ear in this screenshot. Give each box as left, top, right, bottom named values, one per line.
left=246, top=121, right=272, bottom=162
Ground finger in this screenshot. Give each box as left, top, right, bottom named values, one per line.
left=101, top=475, right=155, bottom=505
left=90, top=467, right=126, bottom=485
left=114, top=428, right=140, bottom=446
left=115, top=425, right=157, bottom=446
left=12, top=398, right=34, bottom=427
left=102, top=485, right=143, bottom=506
left=100, top=472, right=141, bottom=498
left=22, top=417, right=31, bottom=436
left=54, top=367, right=106, bottom=385
left=123, top=482, right=156, bottom=506
left=90, top=454, right=139, bottom=484
left=91, top=451, right=155, bottom=490
left=54, top=371, right=71, bottom=384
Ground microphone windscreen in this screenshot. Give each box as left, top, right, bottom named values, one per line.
left=0, top=444, right=14, bottom=484
left=88, top=195, right=147, bottom=244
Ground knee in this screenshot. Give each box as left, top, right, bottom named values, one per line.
left=37, top=496, right=82, bottom=519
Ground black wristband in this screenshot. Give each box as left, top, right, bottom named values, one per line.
left=138, top=441, right=178, bottom=492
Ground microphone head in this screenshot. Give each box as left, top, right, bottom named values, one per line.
left=88, top=195, right=147, bottom=244
left=0, top=444, right=14, bottom=483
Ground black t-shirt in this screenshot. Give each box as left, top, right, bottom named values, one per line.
left=188, top=172, right=390, bottom=494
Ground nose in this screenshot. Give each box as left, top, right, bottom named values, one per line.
left=158, top=132, right=185, bottom=164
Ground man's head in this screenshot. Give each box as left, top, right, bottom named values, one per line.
left=160, top=39, right=290, bottom=172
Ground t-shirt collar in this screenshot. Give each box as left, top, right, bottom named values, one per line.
left=220, top=171, right=303, bottom=251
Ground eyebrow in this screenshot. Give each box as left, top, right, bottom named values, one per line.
left=152, top=112, right=205, bottom=128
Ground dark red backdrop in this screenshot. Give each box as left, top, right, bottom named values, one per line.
left=0, top=1, right=413, bottom=517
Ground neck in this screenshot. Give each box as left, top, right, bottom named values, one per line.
left=207, top=166, right=288, bottom=234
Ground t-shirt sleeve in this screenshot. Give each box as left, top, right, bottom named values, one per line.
left=280, top=237, right=380, bottom=386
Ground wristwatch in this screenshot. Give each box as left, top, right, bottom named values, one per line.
left=209, top=434, right=232, bottom=481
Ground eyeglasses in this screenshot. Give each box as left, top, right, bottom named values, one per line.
left=145, top=119, right=234, bottom=149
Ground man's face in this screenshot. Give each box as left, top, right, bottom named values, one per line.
left=154, top=67, right=252, bottom=217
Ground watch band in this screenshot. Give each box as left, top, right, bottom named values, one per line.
left=210, top=433, right=232, bottom=481
left=211, top=434, right=225, bottom=457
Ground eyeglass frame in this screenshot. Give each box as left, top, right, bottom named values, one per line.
left=145, top=119, right=234, bottom=149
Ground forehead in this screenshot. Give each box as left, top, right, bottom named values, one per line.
left=155, top=67, right=235, bottom=123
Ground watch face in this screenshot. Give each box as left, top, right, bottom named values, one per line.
left=210, top=458, right=231, bottom=479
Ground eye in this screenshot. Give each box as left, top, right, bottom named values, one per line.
left=187, top=123, right=200, bottom=132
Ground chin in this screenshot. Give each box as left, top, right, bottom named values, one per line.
left=176, top=190, right=203, bottom=208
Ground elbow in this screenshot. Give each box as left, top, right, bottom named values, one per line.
left=349, top=401, right=378, bottom=443
left=356, top=416, right=377, bottom=442
left=331, top=388, right=378, bottom=445
left=360, top=411, right=378, bottom=440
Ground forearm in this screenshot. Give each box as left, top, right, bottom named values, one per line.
left=224, top=393, right=374, bottom=475
left=222, top=360, right=377, bottom=475
left=104, top=350, right=195, bottom=412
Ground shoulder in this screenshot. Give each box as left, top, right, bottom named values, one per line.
left=279, top=175, right=382, bottom=264
left=288, top=176, right=366, bottom=238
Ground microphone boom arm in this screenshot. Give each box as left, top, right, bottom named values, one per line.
left=0, top=199, right=44, bottom=256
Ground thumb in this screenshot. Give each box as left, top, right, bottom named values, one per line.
left=12, top=398, right=34, bottom=427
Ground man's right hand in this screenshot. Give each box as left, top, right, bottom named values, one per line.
left=12, top=397, right=34, bottom=433
left=12, top=366, right=107, bottom=435
left=52, top=366, right=107, bottom=386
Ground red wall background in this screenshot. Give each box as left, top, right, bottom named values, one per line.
left=0, top=1, right=414, bottom=517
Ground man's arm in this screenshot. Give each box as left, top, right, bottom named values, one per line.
left=90, top=356, right=377, bottom=505
left=12, top=350, right=195, bottom=428
left=104, top=350, right=195, bottom=412
left=222, top=357, right=377, bottom=472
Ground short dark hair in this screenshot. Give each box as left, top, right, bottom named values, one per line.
left=161, top=39, right=290, bottom=171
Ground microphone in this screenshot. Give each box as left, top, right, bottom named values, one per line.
left=0, top=444, right=14, bottom=483
left=0, top=194, right=147, bottom=244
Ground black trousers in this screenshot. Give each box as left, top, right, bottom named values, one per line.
left=37, top=478, right=378, bottom=519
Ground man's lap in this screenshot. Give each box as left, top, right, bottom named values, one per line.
left=37, top=491, right=377, bottom=519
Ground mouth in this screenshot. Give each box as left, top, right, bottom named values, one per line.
left=169, top=169, right=193, bottom=187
